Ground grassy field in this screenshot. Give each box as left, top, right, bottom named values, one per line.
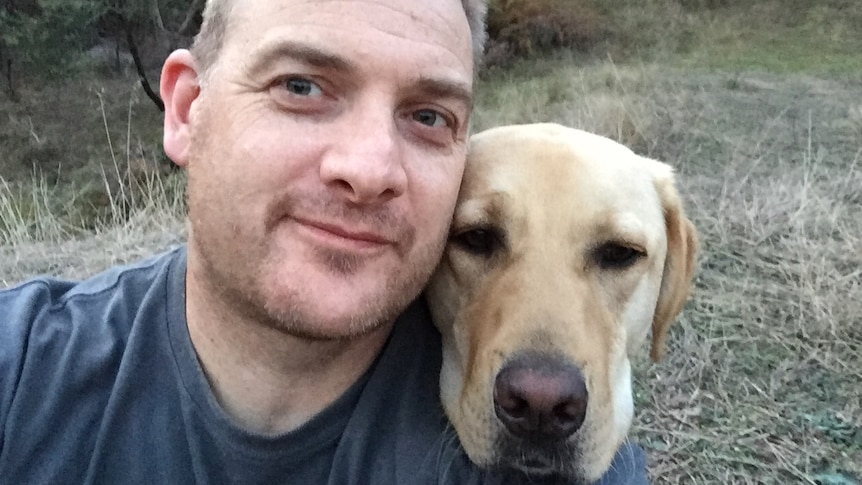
left=1, top=1, right=861, bottom=483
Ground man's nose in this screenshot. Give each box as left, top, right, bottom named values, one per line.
left=319, top=108, right=407, bottom=205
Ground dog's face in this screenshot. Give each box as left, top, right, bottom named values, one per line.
left=426, top=123, right=698, bottom=482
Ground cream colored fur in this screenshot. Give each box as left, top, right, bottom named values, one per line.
left=426, top=123, right=698, bottom=481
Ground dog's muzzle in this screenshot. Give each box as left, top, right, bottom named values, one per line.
left=490, top=353, right=588, bottom=478
left=493, top=353, right=589, bottom=442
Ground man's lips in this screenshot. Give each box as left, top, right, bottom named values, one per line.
left=292, top=217, right=394, bottom=247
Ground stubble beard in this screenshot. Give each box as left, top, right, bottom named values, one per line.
left=186, top=129, right=449, bottom=343
left=255, top=217, right=447, bottom=342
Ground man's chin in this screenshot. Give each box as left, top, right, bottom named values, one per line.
left=257, top=248, right=436, bottom=340
left=261, top=304, right=395, bottom=342
left=272, top=317, right=389, bottom=342
left=260, top=282, right=412, bottom=342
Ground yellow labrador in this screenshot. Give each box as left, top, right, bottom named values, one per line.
left=426, top=123, right=698, bottom=482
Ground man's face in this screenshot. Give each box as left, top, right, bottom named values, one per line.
left=177, top=0, right=473, bottom=339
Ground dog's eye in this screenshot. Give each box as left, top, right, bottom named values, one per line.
left=452, top=228, right=503, bottom=257
left=595, top=243, right=644, bottom=269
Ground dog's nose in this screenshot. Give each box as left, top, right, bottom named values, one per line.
left=493, top=354, right=588, bottom=441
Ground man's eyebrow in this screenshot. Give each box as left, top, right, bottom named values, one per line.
left=245, top=40, right=358, bottom=77
left=243, top=40, right=473, bottom=108
left=412, top=77, right=474, bottom=111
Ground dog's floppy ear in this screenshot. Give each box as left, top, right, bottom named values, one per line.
left=647, top=161, right=699, bottom=361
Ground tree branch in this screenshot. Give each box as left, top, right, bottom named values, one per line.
left=151, top=0, right=166, bottom=32
left=122, top=15, right=164, bottom=112
left=178, top=0, right=204, bottom=36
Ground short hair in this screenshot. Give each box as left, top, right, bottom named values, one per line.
left=191, top=0, right=488, bottom=79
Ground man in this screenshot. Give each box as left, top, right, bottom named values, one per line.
left=0, top=0, right=649, bottom=483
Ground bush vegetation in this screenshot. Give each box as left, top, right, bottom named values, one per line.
left=484, top=0, right=862, bottom=71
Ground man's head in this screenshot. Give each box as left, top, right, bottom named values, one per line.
left=160, top=0, right=484, bottom=340
left=191, top=0, right=488, bottom=82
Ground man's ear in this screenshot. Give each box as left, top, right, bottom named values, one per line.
left=649, top=165, right=699, bottom=362
left=160, top=49, right=201, bottom=169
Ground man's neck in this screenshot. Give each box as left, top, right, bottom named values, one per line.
left=184, top=266, right=392, bottom=435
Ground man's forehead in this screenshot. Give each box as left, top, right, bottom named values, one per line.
left=225, top=0, right=470, bottom=43
left=221, top=0, right=473, bottom=85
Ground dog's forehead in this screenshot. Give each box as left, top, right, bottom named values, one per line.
left=464, top=124, right=667, bottom=225
left=469, top=125, right=652, bottom=186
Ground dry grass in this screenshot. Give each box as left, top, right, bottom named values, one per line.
left=0, top=176, right=186, bottom=286
left=0, top=80, right=186, bottom=283
left=641, top=118, right=862, bottom=483
left=0, top=147, right=187, bottom=285
left=0, top=212, right=186, bottom=288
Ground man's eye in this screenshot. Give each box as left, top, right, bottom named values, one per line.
left=283, top=77, right=323, bottom=97
left=412, top=109, right=448, bottom=128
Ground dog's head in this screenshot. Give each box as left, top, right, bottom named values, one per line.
left=426, top=123, right=698, bottom=482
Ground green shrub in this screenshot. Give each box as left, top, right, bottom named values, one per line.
left=0, top=1, right=105, bottom=80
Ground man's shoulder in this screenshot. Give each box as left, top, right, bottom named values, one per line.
left=0, top=246, right=184, bottom=313
left=0, top=246, right=186, bottom=395
left=0, top=246, right=191, bottom=483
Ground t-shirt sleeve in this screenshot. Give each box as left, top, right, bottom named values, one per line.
left=0, top=281, right=56, bottom=450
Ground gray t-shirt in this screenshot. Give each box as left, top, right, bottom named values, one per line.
left=0, top=247, right=648, bottom=484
